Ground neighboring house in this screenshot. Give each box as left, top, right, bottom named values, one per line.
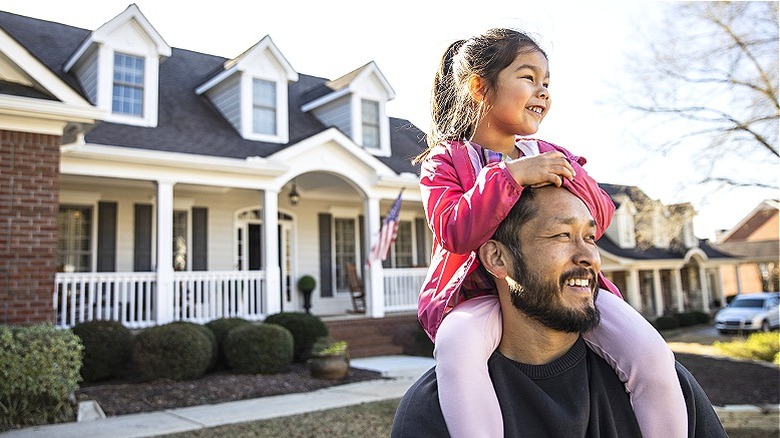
left=597, top=184, right=734, bottom=317
left=714, top=199, right=780, bottom=299
left=0, top=5, right=733, bottom=330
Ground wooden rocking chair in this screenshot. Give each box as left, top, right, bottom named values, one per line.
left=345, top=263, right=366, bottom=313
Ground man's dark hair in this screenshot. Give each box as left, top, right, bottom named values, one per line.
left=492, top=187, right=538, bottom=249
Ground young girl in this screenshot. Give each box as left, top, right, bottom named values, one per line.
left=415, top=28, right=687, bottom=438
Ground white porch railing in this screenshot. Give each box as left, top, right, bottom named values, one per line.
left=383, top=267, right=427, bottom=313
left=54, top=271, right=265, bottom=329
left=173, top=271, right=265, bottom=324
left=54, top=272, right=157, bottom=329
left=55, top=268, right=420, bottom=328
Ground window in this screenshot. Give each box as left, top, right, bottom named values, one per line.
left=173, top=211, right=188, bottom=271
left=253, top=79, right=277, bottom=135
left=384, top=220, right=413, bottom=268
left=112, top=53, right=145, bottom=116
left=361, top=99, right=380, bottom=148
left=334, top=218, right=357, bottom=291
left=57, top=206, right=92, bottom=272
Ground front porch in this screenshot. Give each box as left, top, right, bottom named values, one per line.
left=54, top=268, right=426, bottom=329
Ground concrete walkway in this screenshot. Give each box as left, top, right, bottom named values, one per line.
left=1, top=356, right=436, bottom=438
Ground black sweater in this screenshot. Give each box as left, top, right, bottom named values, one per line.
left=392, top=337, right=727, bottom=437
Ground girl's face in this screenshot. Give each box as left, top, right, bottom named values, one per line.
left=482, top=50, right=550, bottom=137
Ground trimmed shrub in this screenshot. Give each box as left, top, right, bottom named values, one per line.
left=133, top=322, right=212, bottom=381
left=675, top=312, right=698, bottom=327
left=654, top=315, right=680, bottom=331
left=0, top=324, right=83, bottom=430
left=223, top=323, right=294, bottom=374
left=714, top=332, right=780, bottom=363
left=72, top=320, right=133, bottom=383
left=206, top=317, right=251, bottom=367
left=690, top=311, right=710, bottom=325
left=169, top=322, right=218, bottom=371
left=264, top=312, right=328, bottom=362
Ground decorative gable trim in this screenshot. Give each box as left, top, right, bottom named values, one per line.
left=63, top=4, right=171, bottom=128
left=301, top=62, right=396, bottom=157
left=196, top=35, right=298, bottom=144
left=0, top=28, right=105, bottom=135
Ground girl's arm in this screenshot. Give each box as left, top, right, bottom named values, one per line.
left=420, top=144, right=523, bottom=254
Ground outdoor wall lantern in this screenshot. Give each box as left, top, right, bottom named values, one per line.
left=289, top=182, right=301, bottom=206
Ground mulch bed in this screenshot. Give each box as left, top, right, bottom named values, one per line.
left=675, top=353, right=779, bottom=406
left=75, top=364, right=384, bottom=416
left=74, top=354, right=779, bottom=418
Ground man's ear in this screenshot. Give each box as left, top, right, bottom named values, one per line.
left=478, top=240, right=510, bottom=279
left=467, top=74, right=487, bottom=103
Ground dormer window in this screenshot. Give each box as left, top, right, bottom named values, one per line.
left=361, top=99, right=380, bottom=149
left=253, top=79, right=277, bottom=135
left=113, top=53, right=145, bottom=116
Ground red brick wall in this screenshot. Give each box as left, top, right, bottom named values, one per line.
left=0, top=130, right=60, bottom=325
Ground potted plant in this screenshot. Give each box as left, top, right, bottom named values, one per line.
left=308, top=337, right=349, bottom=380
left=297, top=275, right=316, bottom=314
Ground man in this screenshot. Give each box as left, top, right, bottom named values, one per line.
left=391, top=186, right=727, bottom=437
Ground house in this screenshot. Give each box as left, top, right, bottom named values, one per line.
left=714, top=199, right=780, bottom=299
left=596, top=184, right=734, bottom=317
left=0, top=5, right=429, bottom=329
left=0, top=5, right=733, bottom=331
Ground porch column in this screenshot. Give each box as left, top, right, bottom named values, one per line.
left=366, top=196, right=385, bottom=318
left=699, top=265, right=711, bottom=313
left=263, top=189, right=281, bottom=316
left=673, top=269, right=685, bottom=312
left=155, top=180, right=174, bottom=324
left=734, top=264, right=743, bottom=295
left=626, top=269, right=642, bottom=312
left=652, top=268, right=664, bottom=317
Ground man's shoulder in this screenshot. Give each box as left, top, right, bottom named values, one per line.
left=391, top=367, right=448, bottom=437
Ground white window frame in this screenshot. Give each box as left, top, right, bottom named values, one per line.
left=241, top=73, right=289, bottom=143
left=361, top=99, right=380, bottom=149
left=252, top=78, right=277, bottom=136
left=112, top=52, right=145, bottom=117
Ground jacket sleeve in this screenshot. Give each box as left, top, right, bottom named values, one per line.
left=552, top=144, right=615, bottom=240
left=420, top=145, right=524, bottom=254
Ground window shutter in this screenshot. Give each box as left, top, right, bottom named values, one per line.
left=415, top=218, right=428, bottom=267
left=134, top=204, right=153, bottom=271
left=97, top=201, right=117, bottom=272
left=318, top=213, right=333, bottom=297
left=192, top=207, right=208, bottom=271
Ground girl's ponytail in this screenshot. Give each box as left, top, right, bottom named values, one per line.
left=413, top=40, right=465, bottom=163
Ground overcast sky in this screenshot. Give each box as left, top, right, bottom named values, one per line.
left=1, top=0, right=776, bottom=240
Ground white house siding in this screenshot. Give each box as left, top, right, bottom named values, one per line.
left=73, top=49, right=99, bottom=105
left=311, top=96, right=352, bottom=137
left=208, top=74, right=242, bottom=133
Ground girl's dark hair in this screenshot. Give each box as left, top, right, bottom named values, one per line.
left=413, top=28, right=547, bottom=164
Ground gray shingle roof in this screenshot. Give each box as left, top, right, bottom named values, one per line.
left=0, top=10, right=426, bottom=175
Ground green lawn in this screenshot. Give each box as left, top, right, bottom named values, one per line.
left=156, top=398, right=776, bottom=438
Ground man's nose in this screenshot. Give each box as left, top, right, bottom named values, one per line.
left=573, top=240, right=600, bottom=268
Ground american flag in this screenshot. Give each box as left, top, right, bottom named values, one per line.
left=368, top=190, right=403, bottom=265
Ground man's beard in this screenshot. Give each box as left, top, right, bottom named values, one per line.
left=506, top=245, right=601, bottom=333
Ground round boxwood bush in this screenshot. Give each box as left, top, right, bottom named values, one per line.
left=264, top=312, right=328, bottom=362
left=206, top=317, right=251, bottom=367
left=133, top=322, right=212, bottom=381
left=223, top=323, right=293, bottom=374
left=72, top=320, right=133, bottom=383
left=654, top=315, right=680, bottom=331
left=675, top=312, right=698, bottom=327
left=168, top=322, right=218, bottom=371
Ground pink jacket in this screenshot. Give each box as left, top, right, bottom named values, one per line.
left=417, top=138, right=619, bottom=341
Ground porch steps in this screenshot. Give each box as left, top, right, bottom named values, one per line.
left=324, top=314, right=418, bottom=358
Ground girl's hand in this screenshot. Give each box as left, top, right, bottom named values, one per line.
left=505, top=151, right=576, bottom=188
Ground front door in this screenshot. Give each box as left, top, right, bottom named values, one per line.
left=237, top=210, right=295, bottom=311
